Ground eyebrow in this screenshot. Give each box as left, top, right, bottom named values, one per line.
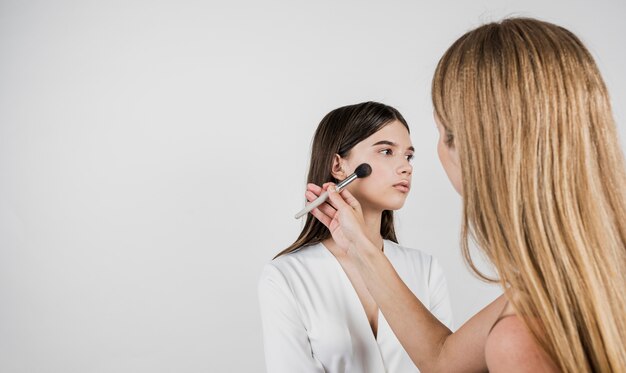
left=372, top=140, right=415, bottom=152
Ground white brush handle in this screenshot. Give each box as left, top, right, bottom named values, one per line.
left=294, top=171, right=360, bottom=219
left=294, top=191, right=329, bottom=219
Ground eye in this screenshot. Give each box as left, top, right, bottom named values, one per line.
left=445, top=130, right=454, bottom=147
left=406, top=154, right=414, bottom=162
left=379, top=148, right=393, bottom=156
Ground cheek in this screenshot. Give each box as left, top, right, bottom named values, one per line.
left=349, top=164, right=385, bottom=194
left=437, top=138, right=449, bottom=167
left=363, top=160, right=391, bottom=187
left=355, top=176, right=381, bottom=193
left=352, top=156, right=383, bottom=179
left=436, top=138, right=444, bottom=161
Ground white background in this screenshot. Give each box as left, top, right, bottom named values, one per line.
left=1, top=0, right=625, bottom=372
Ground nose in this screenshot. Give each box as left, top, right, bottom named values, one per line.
left=398, top=158, right=413, bottom=175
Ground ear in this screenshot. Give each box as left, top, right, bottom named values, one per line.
left=330, top=154, right=347, bottom=181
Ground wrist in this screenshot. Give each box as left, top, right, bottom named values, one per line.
left=348, top=233, right=379, bottom=258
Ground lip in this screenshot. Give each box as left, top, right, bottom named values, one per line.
left=393, top=180, right=411, bottom=193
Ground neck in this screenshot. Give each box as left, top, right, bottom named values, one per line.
left=361, top=206, right=384, bottom=251
left=323, top=207, right=385, bottom=258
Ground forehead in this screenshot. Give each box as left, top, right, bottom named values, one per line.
left=362, top=120, right=412, bottom=146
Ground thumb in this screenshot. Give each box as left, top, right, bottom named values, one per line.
left=327, top=185, right=351, bottom=211
left=338, top=188, right=362, bottom=212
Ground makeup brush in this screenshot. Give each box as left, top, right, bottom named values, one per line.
left=295, top=163, right=372, bottom=219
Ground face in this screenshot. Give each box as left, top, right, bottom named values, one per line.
left=434, top=114, right=463, bottom=195
left=333, top=120, right=414, bottom=212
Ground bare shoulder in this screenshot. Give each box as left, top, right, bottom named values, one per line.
left=485, top=315, right=559, bottom=372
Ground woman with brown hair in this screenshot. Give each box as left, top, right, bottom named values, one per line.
left=259, top=101, right=453, bottom=372
left=308, top=18, right=626, bottom=372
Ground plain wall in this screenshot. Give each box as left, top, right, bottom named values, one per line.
left=1, top=0, right=625, bottom=372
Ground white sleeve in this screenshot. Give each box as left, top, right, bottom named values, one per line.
left=427, top=257, right=454, bottom=330
left=258, top=263, right=325, bottom=373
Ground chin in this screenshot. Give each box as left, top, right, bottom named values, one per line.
left=379, top=199, right=407, bottom=211
left=358, top=192, right=408, bottom=212
left=388, top=203, right=406, bottom=211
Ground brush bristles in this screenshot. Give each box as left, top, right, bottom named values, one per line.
left=355, top=163, right=372, bottom=178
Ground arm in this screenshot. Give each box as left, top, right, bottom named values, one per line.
left=258, top=264, right=325, bottom=373
left=427, top=257, right=454, bottom=330
left=353, top=234, right=507, bottom=373
left=307, top=183, right=508, bottom=373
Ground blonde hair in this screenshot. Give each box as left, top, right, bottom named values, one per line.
left=432, top=18, right=626, bottom=372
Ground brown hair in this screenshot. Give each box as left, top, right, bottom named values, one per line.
left=432, top=18, right=626, bottom=372
left=274, top=101, right=409, bottom=259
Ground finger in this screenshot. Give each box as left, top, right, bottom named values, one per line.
left=310, top=206, right=332, bottom=227
left=306, top=183, right=323, bottom=195
left=306, top=187, right=339, bottom=216
left=338, top=188, right=362, bottom=213
left=305, top=189, right=337, bottom=219
left=305, top=190, right=337, bottom=215
left=305, top=190, right=319, bottom=202
left=316, top=201, right=337, bottom=218
left=304, top=191, right=336, bottom=212
left=321, top=182, right=336, bottom=191
left=326, top=185, right=352, bottom=211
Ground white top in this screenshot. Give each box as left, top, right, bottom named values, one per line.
left=258, top=240, right=453, bottom=373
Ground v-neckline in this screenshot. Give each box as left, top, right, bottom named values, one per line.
left=320, top=240, right=390, bottom=342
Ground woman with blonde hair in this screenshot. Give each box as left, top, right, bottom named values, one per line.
left=307, top=17, right=626, bottom=372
